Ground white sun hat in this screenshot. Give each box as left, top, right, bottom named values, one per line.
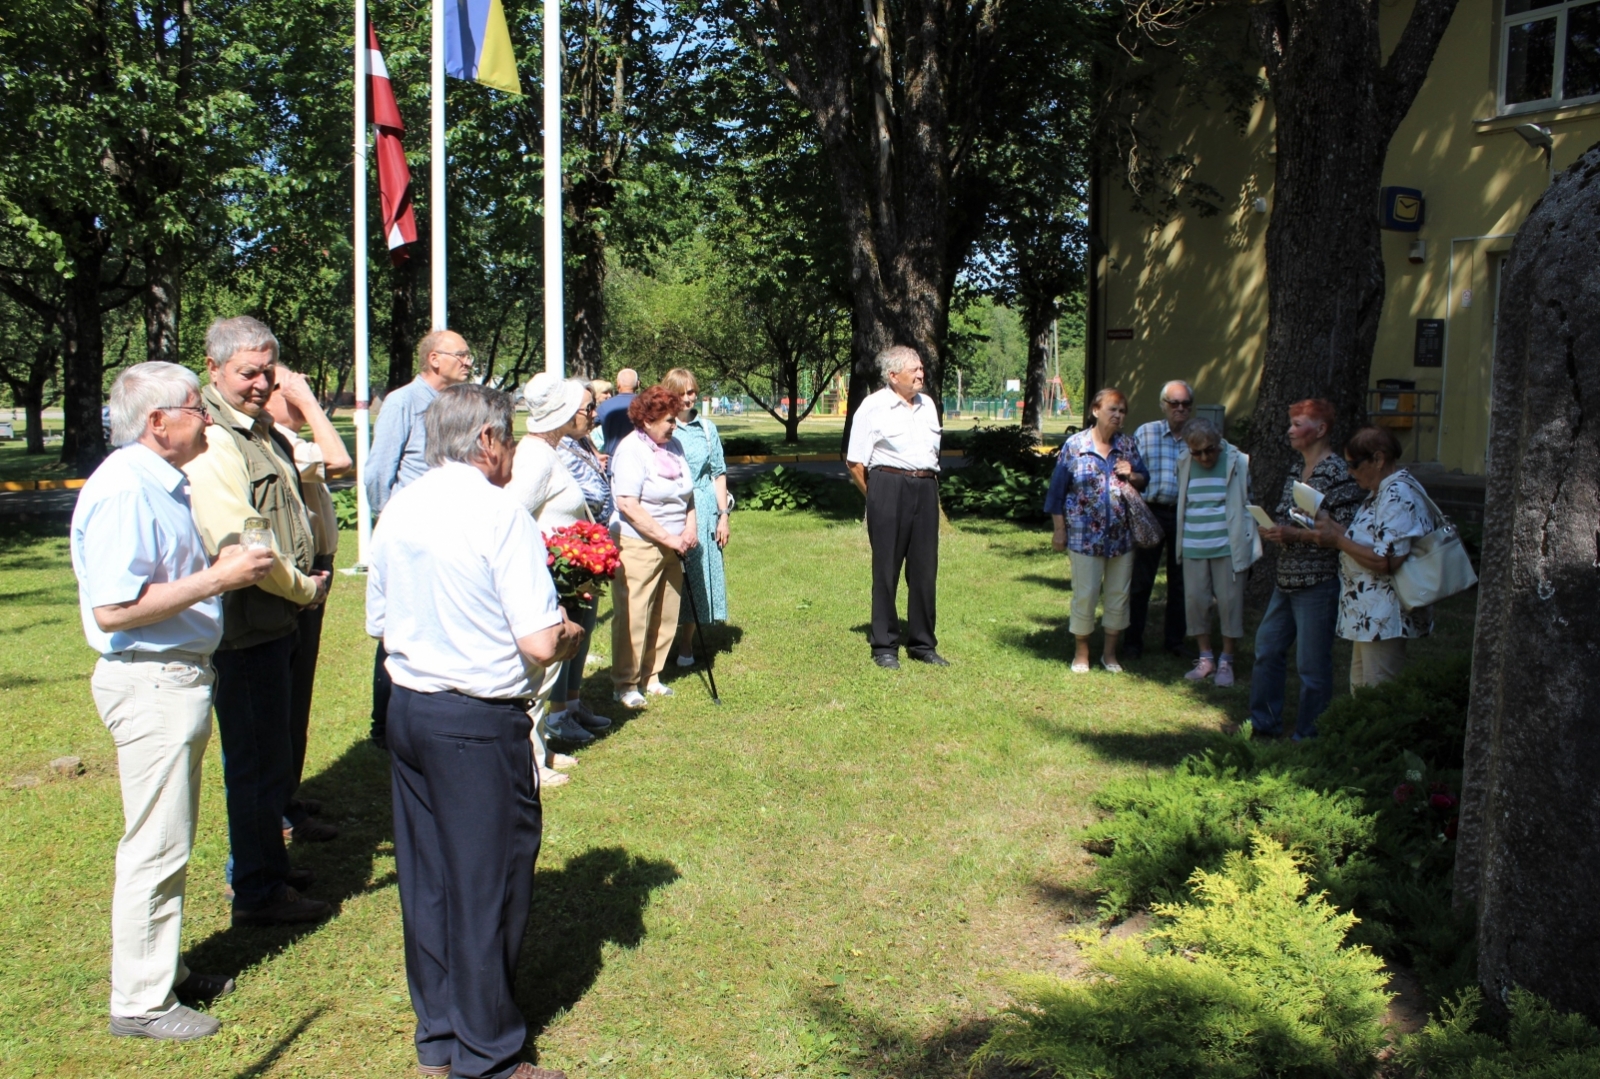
left=521, top=371, right=587, bottom=434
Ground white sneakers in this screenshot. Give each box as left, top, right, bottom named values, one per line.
left=613, top=689, right=647, bottom=710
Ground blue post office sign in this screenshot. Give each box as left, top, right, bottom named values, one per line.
left=1381, top=187, right=1425, bottom=231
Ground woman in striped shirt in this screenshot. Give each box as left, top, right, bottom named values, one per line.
left=1174, top=418, right=1261, bottom=686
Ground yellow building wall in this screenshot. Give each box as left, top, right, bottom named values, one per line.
left=1095, top=0, right=1600, bottom=474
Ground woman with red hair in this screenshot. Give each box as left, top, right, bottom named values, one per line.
left=1248, top=399, right=1363, bottom=739
left=608, top=385, right=698, bottom=710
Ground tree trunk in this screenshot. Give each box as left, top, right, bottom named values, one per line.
left=386, top=257, right=418, bottom=391
left=58, top=231, right=107, bottom=474
left=566, top=177, right=611, bottom=380
left=1021, top=302, right=1053, bottom=433
left=143, top=242, right=181, bottom=365
left=1455, top=143, right=1600, bottom=1023
left=1242, top=0, right=1460, bottom=528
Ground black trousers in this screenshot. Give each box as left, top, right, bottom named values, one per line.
left=286, top=564, right=330, bottom=826
left=866, top=469, right=940, bottom=657
left=371, top=640, right=393, bottom=742
left=213, top=632, right=297, bottom=910
left=1128, top=501, right=1185, bottom=652
left=389, top=685, right=541, bottom=1079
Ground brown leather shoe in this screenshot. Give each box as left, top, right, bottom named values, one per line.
left=507, top=1064, right=567, bottom=1079
left=232, top=886, right=332, bottom=927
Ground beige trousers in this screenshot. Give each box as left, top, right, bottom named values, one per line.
left=1068, top=550, right=1135, bottom=636
left=1350, top=638, right=1408, bottom=689
left=1183, top=556, right=1246, bottom=639
left=611, top=535, right=684, bottom=692
left=91, top=652, right=214, bottom=1018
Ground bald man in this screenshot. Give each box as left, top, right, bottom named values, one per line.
left=597, top=367, right=640, bottom=457
left=1129, top=380, right=1194, bottom=659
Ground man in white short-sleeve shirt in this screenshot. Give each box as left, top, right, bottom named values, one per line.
left=367, top=383, right=582, bottom=1079
left=71, top=362, right=273, bottom=1041
left=846, top=345, right=947, bottom=670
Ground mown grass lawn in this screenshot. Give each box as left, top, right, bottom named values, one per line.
left=0, top=504, right=1475, bottom=1078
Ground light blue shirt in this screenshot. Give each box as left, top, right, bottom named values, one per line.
left=365, top=378, right=439, bottom=514
left=1134, top=419, right=1185, bottom=506
left=70, top=444, right=222, bottom=656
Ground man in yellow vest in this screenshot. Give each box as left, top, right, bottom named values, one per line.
left=183, top=316, right=334, bottom=926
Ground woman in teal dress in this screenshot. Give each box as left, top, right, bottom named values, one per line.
left=662, top=368, right=729, bottom=665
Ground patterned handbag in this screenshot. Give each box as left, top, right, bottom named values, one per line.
left=1117, top=480, right=1166, bottom=549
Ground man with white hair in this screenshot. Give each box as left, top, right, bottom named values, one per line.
left=369, top=383, right=582, bottom=1079
left=846, top=345, right=948, bottom=669
left=183, top=315, right=335, bottom=927
left=364, top=329, right=477, bottom=748
left=71, top=362, right=275, bottom=1040
left=1129, top=379, right=1195, bottom=659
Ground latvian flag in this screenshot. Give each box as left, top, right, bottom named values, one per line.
left=368, top=25, right=418, bottom=265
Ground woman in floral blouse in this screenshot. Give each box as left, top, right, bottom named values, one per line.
left=1249, top=399, right=1364, bottom=739
left=1044, top=388, right=1150, bottom=674
left=1313, top=426, right=1435, bottom=689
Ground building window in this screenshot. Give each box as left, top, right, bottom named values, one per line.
left=1501, top=0, right=1600, bottom=111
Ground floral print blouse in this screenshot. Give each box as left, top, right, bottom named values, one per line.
left=1336, top=469, right=1436, bottom=641
left=1043, top=429, right=1150, bottom=558
left=1273, top=454, right=1364, bottom=591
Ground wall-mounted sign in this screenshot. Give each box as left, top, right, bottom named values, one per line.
left=1414, top=318, right=1445, bottom=367
left=1381, top=187, right=1425, bottom=231
left=1107, top=327, right=1134, bottom=340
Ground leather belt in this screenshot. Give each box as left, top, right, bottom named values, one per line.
left=872, top=466, right=938, bottom=479
left=447, top=689, right=536, bottom=711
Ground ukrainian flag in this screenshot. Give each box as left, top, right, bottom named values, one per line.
left=444, top=0, right=523, bottom=95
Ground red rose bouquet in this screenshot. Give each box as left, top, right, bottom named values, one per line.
left=546, top=520, right=621, bottom=601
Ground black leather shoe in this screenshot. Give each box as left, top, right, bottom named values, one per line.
left=911, top=652, right=950, bottom=667
left=174, top=971, right=235, bottom=1005
left=233, top=887, right=332, bottom=927
left=872, top=654, right=901, bottom=670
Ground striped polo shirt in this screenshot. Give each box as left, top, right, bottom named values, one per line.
left=1182, top=455, right=1231, bottom=560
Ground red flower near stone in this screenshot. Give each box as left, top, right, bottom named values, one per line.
left=1429, top=791, right=1458, bottom=811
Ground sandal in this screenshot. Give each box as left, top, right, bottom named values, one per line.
left=1100, top=658, right=1124, bottom=674
left=1070, top=659, right=1091, bottom=674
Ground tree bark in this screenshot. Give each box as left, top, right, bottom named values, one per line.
left=143, top=242, right=181, bottom=365
left=1021, top=303, right=1054, bottom=433
left=1455, top=142, right=1600, bottom=1022
left=1242, top=0, right=1460, bottom=528
left=58, top=226, right=108, bottom=473
left=566, top=175, right=612, bottom=380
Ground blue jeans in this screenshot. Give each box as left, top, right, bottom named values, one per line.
left=212, top=632, right=297, bottom=910
left=557, top=598, right=598, bottom=702
left=1248, top=579, right=1339, bottom=738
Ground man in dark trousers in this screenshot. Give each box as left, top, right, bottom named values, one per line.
left=1128, top=380, right=1194, bottom=659
left=368, top=384, right=583, bottom=1079
left=846, top=345, right=947, bottom=670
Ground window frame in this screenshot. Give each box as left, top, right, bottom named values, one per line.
left=1498, top=0, right=1600, bottom=114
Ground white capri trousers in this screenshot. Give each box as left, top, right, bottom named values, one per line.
left=1183, top=556, right=1246, bottom=639
left=1068, top=549, right=1135, bottom=636
left=1349, top=637, right=1408, bottom=689
left=91, top=651, right=214, bottom=1019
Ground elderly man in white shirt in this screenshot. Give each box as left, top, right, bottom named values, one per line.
left=368, top=383, right=582, bottom=1079
left=71, top=362, right=274, bottom=1041
left=846, top=345, right=948, bottom=670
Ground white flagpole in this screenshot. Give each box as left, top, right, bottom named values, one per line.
left=431, top=0, right=447, bottom=330
left=353, top=0, right=373, bottom=569
left=543, top=0, right=562, bottom=376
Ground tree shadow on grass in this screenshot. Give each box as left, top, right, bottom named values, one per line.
left=1013, top=573, right=1070, bottom=592
left=1023, top=716, right=1227, bottom=769
left=183, top=738, right=396, bottom=978
left=802, top=992, right=1034, bottom=1078
left=515, top=846, right=680, bottom=1037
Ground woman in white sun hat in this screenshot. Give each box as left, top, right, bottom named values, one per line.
left=508, top=372, right=613, bottom=771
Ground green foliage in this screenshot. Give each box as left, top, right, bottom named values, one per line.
left=976, top=837, right=1391, bottom=1078
left=721, top=435, right=774, bottom=457
left=1082, top=657, right=1476, bottom=1001
left=331, top=486, right=359, bottom=532
left=941, top=463, right=1051, bottom=521
left=960, top=424, right=1051, bottom=473
left=731, top=466, right=850, bottom=512
left=1401, top=988, right=1600, bottom=1078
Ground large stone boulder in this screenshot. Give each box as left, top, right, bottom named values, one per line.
left=1457, top=140, right=1600, bottom=1020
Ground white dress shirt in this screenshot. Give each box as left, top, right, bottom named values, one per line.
left=70, top=443, right=223, bottom=656
left=846, top=387, right=942, bottom=472
left=367, top=462, right=563, bottom=699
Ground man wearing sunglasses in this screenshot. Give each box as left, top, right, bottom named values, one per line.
left=1129, top=381, right=1195, bottom=659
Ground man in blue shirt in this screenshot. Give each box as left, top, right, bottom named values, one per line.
left=363, top=329, right=475, bottom=746
left=71, top=362, right=274, bottom=1041
left=595, top=367, right=639, bottom=457
left=1129, top=380, right=1194, bottom=659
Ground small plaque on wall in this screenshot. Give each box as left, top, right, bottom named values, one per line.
left=1106, top=328, right=1134, bottom=340
left=1414, top=318, right=1444, bottom=367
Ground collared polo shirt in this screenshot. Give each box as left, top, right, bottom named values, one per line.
left=367, top=462, right=563, bottom=700
left=846, top=387, right=942, bottom=472
left=70, top=443, right=222, bottom=656
left=1134, top=419, right=1186, bottom=505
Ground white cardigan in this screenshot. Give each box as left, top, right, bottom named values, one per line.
left=506, top=435, right=592, bottom=533
left=1175, top=441, right=1263, bottom=574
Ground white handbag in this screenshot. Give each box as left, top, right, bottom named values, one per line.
left=1390, top=482, right=1478, bottom=611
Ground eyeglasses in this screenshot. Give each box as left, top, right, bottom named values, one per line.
left=1163, top=398, right=1194, bottom=409
left=584, top=404, right=597, bottom=414
left=435, top=349, right=475, bottom=366
left=159, top=404, right=211, bottom=422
